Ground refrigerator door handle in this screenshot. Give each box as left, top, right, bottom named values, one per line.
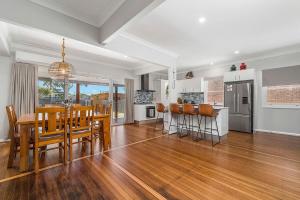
left=233, top=93, right=236, bottom=112
left=237, top=93, right=240, bottom=113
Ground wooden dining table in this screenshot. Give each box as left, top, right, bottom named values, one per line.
left=17, top=112, right=111, bottom=172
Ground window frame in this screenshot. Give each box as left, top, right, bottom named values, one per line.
left=262, top=85, right=300, bottom=109
left=204, top=77, right=224, bottom=106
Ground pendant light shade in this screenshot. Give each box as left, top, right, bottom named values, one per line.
left=48, top=38, right=73, bottom=79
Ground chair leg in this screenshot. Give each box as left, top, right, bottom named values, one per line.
left=7, top=140, right=15, bottom=168
left=168, top=114, right=173, bottom=133
left=154, top=112, right=160, bottom=130
left=34, top=145, right=39, bottom=174
left=215, top=116, right=221, bottom=144
left=162, top=112, right=165, bottom=133
left=210, top=117, right=214, bottom=146
left=91, top=135, right=94, bottom=155
left=69, top=137, right=73, bottom=162
left=64, top=135, right=67, bottom=164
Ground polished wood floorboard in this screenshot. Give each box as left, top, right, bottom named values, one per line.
left=0, top=123, right=299, bottom=199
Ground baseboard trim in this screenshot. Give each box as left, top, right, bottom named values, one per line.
left=0, top=139, right=10, bottom=143
left=254, top=129, right=300, bottom=136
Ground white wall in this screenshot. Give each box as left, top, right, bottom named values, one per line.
left=0, top=56, right=12, bottom=141
left=177, top=52, right=300, bottom=135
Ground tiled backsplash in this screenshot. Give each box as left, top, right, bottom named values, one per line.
left=181, top=92, right=204, bottom=104
left=134, top=91, right=154, bottom=104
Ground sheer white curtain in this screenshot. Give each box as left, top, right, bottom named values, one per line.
left=124, top=79, right=134, bottom=124
left=10, top=62, right=38, bottom=117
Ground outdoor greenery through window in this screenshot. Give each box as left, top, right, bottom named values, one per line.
left=38, top=78, right=109, bottom=106
left=266, top=85, right=300, bottom=105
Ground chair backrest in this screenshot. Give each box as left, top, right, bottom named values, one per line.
left=35, top=107, right=67, bottom=139
left=170, top=103, right=181, bottom=114
left=70, top=105, right=94, bottom=133
left=95, top=103, right=106, bottom=114
left=6, top=105, right=17, bottom=140
left=45, top=104, right=63, bottom=107
left=198, top=104, right=214, bottom=117
left=183, top=103, right=195, bottom=114
left=105, top=104, right=112, bottom=115
left=156, top=103, right=165, bottom=113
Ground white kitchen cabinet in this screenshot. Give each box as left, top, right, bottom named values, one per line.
left=176, top=78, right=202, bottom=93
left=224, top=69, right=255, bottom=82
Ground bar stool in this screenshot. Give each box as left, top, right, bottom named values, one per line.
left=197, top=104, right=221, bottom=146
left=181, top=104, right=198, bottom=137
left=169, top=103, right=182, bottom=135
left=154, top=103, right=168, bottom=133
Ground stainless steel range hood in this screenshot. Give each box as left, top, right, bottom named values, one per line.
left=137, top=74, right=155, bottom=92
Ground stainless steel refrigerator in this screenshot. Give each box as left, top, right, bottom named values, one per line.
left=224, top=81, right=253, bottom=133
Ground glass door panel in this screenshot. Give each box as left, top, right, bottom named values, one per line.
left=113, top=84, right=125, bottom=125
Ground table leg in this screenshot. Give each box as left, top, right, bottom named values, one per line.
left=20, top=124, right=30, bottom=172
left=103, top=117, right=111, bottom=150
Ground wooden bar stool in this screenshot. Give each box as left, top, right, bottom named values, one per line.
left=197, top=104, right=220, bottom=146
left=168, top=103, right=182, bottom=136
left=181, top=104, right=198, bottom=137
left=154, top=103, right=168, bottom=133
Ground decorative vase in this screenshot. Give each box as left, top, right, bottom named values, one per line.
left=240, top=63, right=247, bottom=70
left=230, top=65, right=237, bottom=71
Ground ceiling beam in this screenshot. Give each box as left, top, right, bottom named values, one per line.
left=99, top=0, right=165, bottom=44
left=105, top=33, right=178, bottom=67
left=0, top=0, right=99, bottom=46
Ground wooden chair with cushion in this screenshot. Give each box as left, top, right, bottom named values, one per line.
left=69, top=105, right=94, bottom=161
left=34, top=107, right=68, bottom=173
left=6, top=105, right=34, bottom=168
left=197, top=104, right=220, bottom=146
left=93, top=103, right=111, bottom=149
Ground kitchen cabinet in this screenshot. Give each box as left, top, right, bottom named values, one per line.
left=176, top=78, right=202, bottom=93
left=224, top=69, right=255, bottom=82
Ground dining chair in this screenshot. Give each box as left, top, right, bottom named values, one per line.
left=6, top=105, right=34, bottom=168
left=69, top=105, right=94, bottom=161
left=34, top=107, right=68, bottom=173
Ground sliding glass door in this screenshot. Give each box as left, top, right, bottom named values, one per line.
left=113, top=84, right=126, bottom=125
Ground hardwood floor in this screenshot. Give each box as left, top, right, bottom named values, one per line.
left=0, top=123, right=299, bottom=199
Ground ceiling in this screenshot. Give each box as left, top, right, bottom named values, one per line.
left=5, top=22, right=158, bottom=71
left=125, top=0, right=300, bottom=69
left=29, top=0, right=125, bottom=27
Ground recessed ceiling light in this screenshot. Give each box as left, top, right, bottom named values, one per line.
left=210, top=62, right=214, bottom=65
left=198, top=17, right=206, bottom=24
left=123, top=55, right=128, bottom=58
left=234, top=50, right=240, bottom=54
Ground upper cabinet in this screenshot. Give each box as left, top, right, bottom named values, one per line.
left=176, top=78, right=202, bottom=93
left=224, top=69, right=255, bottom=82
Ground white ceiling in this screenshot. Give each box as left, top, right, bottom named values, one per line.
left=29, top=0, right=125, bottom=27
left=5, top=22, right=158, bottom=71
left=125, top=0, right=300, bottom=69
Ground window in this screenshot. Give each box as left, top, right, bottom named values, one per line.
left=264, top=85, right=300, bottom=106
left=38, top=78, right=74, bottom=105
left=80, top=83, right=109, bottom=105
left=262, top=66, right=300, bottom=108
left=205, top=77, right=224, bottom=105
left=38, top=78, right=109, bottom=106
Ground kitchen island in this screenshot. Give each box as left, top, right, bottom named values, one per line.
left=168, top=105, right=229, bottom=136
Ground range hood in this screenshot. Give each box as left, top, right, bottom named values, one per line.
left=137, top=74, right=155, bottom=92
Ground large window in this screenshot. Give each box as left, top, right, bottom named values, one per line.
left=38, top=78, right=109, bottom=106
left=205, top=77, right=224, bottom=105
left=264, top=85, right=300, bottom=106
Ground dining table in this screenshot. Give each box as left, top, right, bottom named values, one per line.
left=17, top=112, right=111, bottom=172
